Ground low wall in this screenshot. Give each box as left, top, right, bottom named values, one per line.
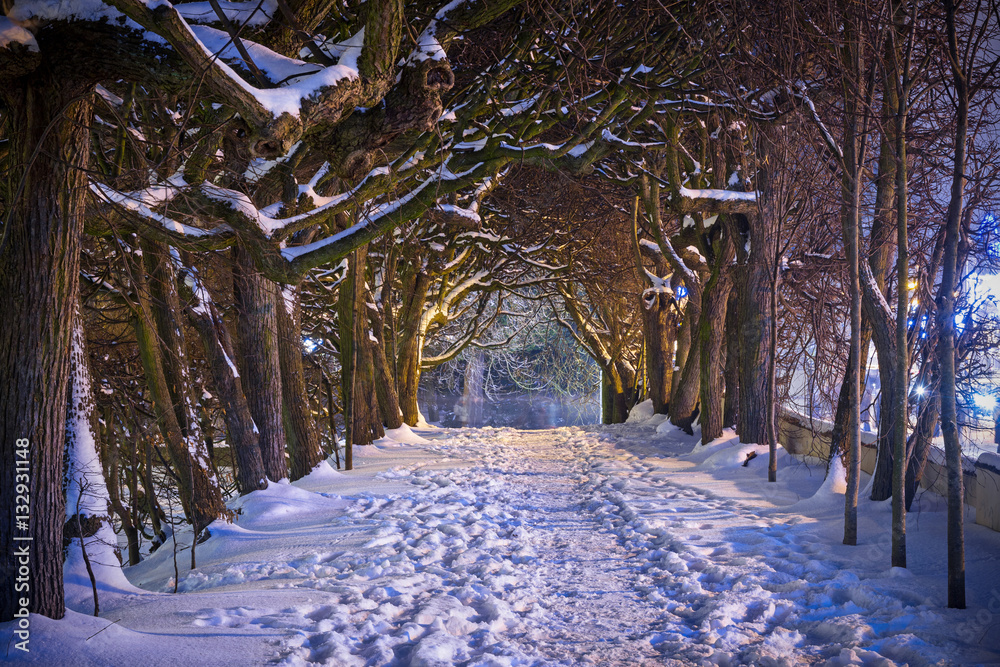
left=777, top=407, right=995, bottom=532
left=975, top=453, right=1000, bottom=532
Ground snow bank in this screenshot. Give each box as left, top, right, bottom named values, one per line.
left=626, top=399, right=655, bottom=423
left=289, top=459, right=344, bottom=492
left=381, top=424, right=431, bottom=445
left=625, top=399, right=670, bottom=428
left=230, top=478, right=352, bottom=525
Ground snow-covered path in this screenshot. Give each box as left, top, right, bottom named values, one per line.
left=7, top=424, right=1000, bottom=666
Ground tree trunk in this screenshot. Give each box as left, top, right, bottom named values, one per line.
left=65, top=310, right=125, bottom=610
left=0, top=79, right=94, bottom=621
left=905, top=367, right=939, bottom=511
left=890, top=44, right=910, bottom=567
left=829, top=322, right=874, bottom=461
left=277, top=284, right=325, bottom=480
left=640, top=289, right=677, bottom=415
left=670, top=289, right=702, bottom=428
left=184, top=275, right=267, bottom=494
left=339, top=246, right=384, bottom=446
left=102, top=404, right=141, bottom=566
left=132, top=262, right=227, bottom=533
left=939, top=0, right=967, bottom=609
left=233, top=246, right=288, bottom=482
left=672, top=313, right=692, bottom=401
left=699, top=261, right=733, bottom=443
left=396, top=271, right=432, bottom=425
left=734, top=257, right=773, bottom=446
left=723, top=290, right=740, bottom=429
left=365, top=291, right=404, bottom=430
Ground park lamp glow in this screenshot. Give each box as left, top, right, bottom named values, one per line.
left=915, top=385, right=927, bottom=397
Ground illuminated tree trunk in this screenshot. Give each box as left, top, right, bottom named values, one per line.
left=396, top=270, right=432, bottom=425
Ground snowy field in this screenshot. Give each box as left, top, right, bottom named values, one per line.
left=4, top=421, right=1000, bottom=666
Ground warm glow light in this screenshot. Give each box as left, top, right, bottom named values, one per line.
left=907, top=279, right=918, bottom=291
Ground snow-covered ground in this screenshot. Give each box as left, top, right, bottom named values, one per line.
left=4, top=422, right=1000, bottom=666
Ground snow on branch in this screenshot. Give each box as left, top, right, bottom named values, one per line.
left=106, top=0, right=401, bottom=157
left=91, top=179, right=235, bottom=249
left=674, top=185, right=759, bottom=215
left=0, top=16, right=38, bottom=52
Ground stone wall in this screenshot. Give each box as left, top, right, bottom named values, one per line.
left=777, top=407, right=996, bottom=533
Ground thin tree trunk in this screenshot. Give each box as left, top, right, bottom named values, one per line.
left=939, top=0, right=967, bottom=609
left=891, top=29, right=910, bottom=566
left=723, top=290, right=740, bottom=429
left=672, top=315, right=692, bottom=401
left=829, top=322, right=874, bottom=461
left=323, top=374, right=341, bottom=469
left=103, top=404, right=141, bottom=566
left=906, top=372, right=939, bottom=511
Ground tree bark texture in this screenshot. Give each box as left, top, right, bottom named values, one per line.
left=234, top=245, right=289, bottom=482
left=276, top=283, right=325, bottom=480
left=0, top=79, right=92, bottom=621
left=640, top=289, right=677, bottom=416
left=365, top=290, right=404, bottom=430
left=699, top=260, right=733, bottom=444
left=396, top=270, right=432, bottom=425
left=722, top=289, right=740, bottom=429
left=734, top=256, right=774, bottom=447
left=339, top=246, right=384, bottom=446
left=939, top=0, right=967, bottom=608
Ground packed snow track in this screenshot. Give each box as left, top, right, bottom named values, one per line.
left=8, top=425, right=1000, bottom=666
